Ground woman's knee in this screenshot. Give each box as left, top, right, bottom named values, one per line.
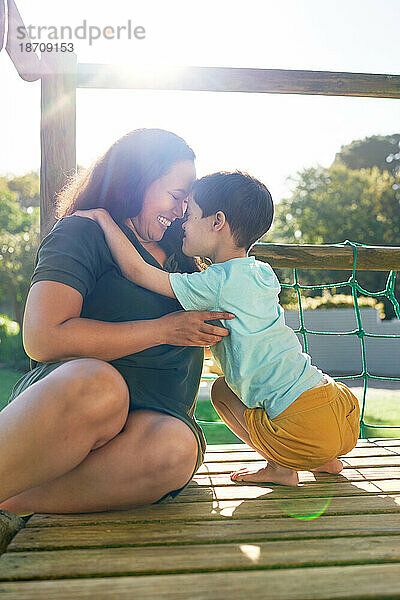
left=55, top=359, right=129, bottom=433
left=144, top=416, right=199, bottom=491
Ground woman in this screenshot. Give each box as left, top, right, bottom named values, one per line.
left=0, top=129, right=233, bottom=514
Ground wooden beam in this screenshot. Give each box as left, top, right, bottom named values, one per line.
left=77, top=64, right=400, bottom=99
left=251, top=243, right=400, bottom=271
left=40, top=52, right=77, bottom=238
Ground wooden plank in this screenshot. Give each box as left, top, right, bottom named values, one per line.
left=23, top=495, right=400, bottom=532
left=0, top=512, right=24, bottom=555
left=372, top=439, right=400, bottom=446
left=10, top=514, right=400, bottom=552
left=40, top=52, right=77, bottom=238
left=203, top=447, right=396, bottom=462
left=173, top=478, right=387, bottom=502
left=1, top=564, right=400, bottom=599
left=2, top=535, right=400, bottom=581
left=193, top=467, right=400, bottom=485
left=205, top=440, right=379, bottom=452
left=371, top=480, right=400, bottom=493
left=252, top=243, right=400, bottom=271
left=175, top=480, right=384, bottom=503
left=197, top=456, right=400, bottom=474
left=343, top=456, right=400, bottom=468
left=77, top=63, right=400, bottom=99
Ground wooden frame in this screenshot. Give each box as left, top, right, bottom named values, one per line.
left=77, top=63, right=400, bottom=98
left=40, top=53, right=76, bottom=236
left=251, top=243, right=400, bottom=271
left=38, top=56, right=400, bottom=239
left=3, top=3, right=400, bottom=258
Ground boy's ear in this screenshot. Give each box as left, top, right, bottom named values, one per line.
left=213, top=211, right=226, bottom=232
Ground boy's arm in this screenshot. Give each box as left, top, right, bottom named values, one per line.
left=72, top=209, right=176, bottom=298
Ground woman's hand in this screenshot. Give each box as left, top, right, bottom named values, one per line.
left=72, top=208, right=110, bottom=223
left=158, top=310, right=235, bottom=347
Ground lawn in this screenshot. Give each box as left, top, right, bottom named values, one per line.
left=1, top=367, right=399, bottom=443
left=0, top=366, right=21, bottom=411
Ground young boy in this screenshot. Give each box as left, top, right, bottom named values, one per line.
left=74, top=171, right=360, bottom=486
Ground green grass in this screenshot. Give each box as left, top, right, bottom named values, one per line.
left=351, top=386, right=400, bottom=438
left=0, top=366, right=22, bottom=410
left=1, top=366, right=399, bottom=442
left=194, top=398, right=242, bottom=444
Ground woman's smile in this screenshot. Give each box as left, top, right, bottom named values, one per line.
left=130, top=160, right=195, bottom=242
left=157, top=215, right=172, bottom=228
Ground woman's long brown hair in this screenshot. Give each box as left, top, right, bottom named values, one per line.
left=56, top=128, right=198, bottom=272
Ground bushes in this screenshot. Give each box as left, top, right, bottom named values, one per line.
left=0, top=315, right=29, bottom=371
left=282, top=291, right=385, bottom=318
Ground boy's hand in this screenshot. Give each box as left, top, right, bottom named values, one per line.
left=72, top=208, right=110, bottom=223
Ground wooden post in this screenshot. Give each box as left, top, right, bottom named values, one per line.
left=40, top=52, right=77, bottom=238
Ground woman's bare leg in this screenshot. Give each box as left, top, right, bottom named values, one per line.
left=211, top=377, right=298, bottom=486
left=0, top=359, right=130, bottom=505
left=1, top=410, right=198, bottom=513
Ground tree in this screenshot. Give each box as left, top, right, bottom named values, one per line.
left=1, top=171, right=40, bottom=209
left=272, top=165, right=400, bottom=318
left=273, top=165, right=400, bottom=245
left=0, top=185, right=39, bottom=326
left=334, top=134, right=400, bottom=176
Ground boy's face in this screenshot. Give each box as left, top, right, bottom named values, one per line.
left=181, top=196, right=214, bottom=257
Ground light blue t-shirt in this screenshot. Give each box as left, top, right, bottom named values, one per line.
left=169, top=257, right=324, bottom=418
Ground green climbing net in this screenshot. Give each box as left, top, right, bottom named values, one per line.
left=199, top=240, right=400, bottom=439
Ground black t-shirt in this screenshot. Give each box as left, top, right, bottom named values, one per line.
left=26, top=216, right=205, bottom=449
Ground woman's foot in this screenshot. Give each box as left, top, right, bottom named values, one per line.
left=312, top=458, right=343, bottom=474
left=231, top=463, right=299, bottom=486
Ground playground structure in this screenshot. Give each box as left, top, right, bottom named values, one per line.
left=1, top=2, right=400, bottom=597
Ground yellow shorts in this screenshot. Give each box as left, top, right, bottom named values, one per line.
left=244, top=376, right=360, bottom=471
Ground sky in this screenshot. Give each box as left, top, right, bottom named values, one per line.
left=1, top=0, right=399, bottom=201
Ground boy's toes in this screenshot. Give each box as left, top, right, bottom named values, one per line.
left=230, top=467, right=268, bottom=483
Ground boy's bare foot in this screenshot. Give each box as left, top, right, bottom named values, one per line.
left=312, top=458, right=343, bottom=474
left=231, top=463, right=299, bottom=486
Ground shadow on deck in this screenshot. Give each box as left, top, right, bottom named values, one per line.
left=1, top=439, right=400, bottom=599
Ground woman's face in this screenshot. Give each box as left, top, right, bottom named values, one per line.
left=131, top=160, right=196, bottom=242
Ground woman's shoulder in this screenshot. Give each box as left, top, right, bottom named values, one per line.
left=42, top=216, right=112, bottom=258
left=31, top=216, right=114, bottom=297
left=51, top=215, right=105, bottom=240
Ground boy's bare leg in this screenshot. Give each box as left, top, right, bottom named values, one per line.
left=312, top=459, right=343, bottom=474
left=211, top=377, right=256, bottom=449
left=211, top=377, right=298, bottom=486
left=211, top=378, right=343, bottom=482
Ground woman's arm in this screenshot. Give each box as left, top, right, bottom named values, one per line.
left=23, top=281, right=234, bottom=363
left=74, top=209, right=175, bottom=298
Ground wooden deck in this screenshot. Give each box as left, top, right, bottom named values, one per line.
left=1, top=439, right=400, bottom=599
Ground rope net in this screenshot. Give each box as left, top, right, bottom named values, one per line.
left=198, top=241, right=400, bottom=439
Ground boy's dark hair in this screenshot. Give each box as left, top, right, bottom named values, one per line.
left=192, top=171, right=274, bottom=251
